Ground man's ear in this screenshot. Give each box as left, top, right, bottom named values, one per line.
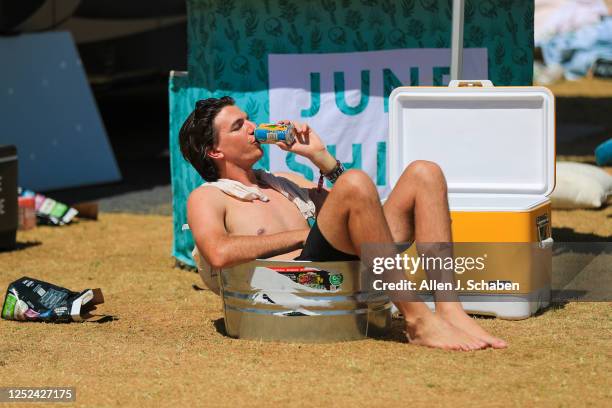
left=207, top=147, right=224, bottom=160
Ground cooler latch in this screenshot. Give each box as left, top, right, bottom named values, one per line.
left=449, top=80, right=494, bottom=88
left=536, top=214, right=553, bottom=248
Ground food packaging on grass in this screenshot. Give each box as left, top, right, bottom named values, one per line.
left=19, top=189, right=78, bottom=226
left=2, top=277, right=104, bottom=322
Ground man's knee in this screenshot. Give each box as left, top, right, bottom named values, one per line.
left=334, top=169, right=378, bottom=200
left=404, top=160, right=447, bottom=190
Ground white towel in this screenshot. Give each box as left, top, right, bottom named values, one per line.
left=204, top=169, right=316, bottom=220
left=202, top=177, right=270, bottom=202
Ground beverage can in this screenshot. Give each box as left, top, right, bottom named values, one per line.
left=254, top=123, right=296, bottom=145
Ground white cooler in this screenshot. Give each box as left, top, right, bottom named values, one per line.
left=388, top=80, right=555, bottom=319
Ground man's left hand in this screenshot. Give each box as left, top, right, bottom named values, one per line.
left=274, top=120, right=337, bottom=173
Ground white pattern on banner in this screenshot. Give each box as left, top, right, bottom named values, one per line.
left=269, top=48, right=488, bottom=198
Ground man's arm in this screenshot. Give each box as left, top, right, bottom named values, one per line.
left=187, top=186, right=309, bottom=269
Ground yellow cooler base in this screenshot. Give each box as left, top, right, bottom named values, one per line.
left=443, top=202, right=552, bottom=319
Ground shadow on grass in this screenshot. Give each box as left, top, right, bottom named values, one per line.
left=552, top=227, right=610, bottom=242
left=534, top=300, right=568, bottom=317
left=0, top=241, right=42, bottom=253
left=5, top=314, right=119, bottom=324
left=175, top=260, right=197, bottom=273
left=87, top=315, right=119, bottom=324
left=382, top=306, right=564, bottom=343
left=213, top=317, right=228, bottom=337
left=378, top=318, right=409, bottom=343
left=211, top=310, right=567, bottom=344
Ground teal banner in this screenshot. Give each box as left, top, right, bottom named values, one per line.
left=187, top=0, right=534, bottom=89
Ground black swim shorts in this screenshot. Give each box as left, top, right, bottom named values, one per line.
left=295, top=221, right=359, bottom=262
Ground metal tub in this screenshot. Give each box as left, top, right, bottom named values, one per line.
left=220, top=259, right=392, bottom=343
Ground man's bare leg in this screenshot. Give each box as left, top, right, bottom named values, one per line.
left=383, top=161, right=507, bottom=349
left=316, top=170, right=488, bottom=351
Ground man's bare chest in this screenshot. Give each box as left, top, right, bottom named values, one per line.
left=224, top=188, right=308, bottom=236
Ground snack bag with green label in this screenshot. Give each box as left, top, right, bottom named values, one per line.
left=2, top=277, right=104, bottom=322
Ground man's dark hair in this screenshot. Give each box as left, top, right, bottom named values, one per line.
left=179, top=96, right=235, bottom=182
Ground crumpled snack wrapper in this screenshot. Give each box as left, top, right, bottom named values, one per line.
left=2, top=277, right=104, bottom=322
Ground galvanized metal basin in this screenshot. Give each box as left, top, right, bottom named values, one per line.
left=221, top=259, right=392, bottom=343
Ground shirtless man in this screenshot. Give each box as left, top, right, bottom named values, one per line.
left=180, top=96, right=507, bottom=351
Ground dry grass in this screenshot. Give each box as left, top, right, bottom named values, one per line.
left=547, top=77, right=612, bottom=98
left=1, top=76, right=611, bottom=406
left=554, top=204, right=612, bottom=241
left=0, top=213, right=610, bottom=407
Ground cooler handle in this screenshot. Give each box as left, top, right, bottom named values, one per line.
left=539, top=237, right=554, bottom=249
left=448, top=80, right=494, bottom=88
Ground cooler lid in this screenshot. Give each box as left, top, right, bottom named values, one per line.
left=388, top=80, right=555, bottom=197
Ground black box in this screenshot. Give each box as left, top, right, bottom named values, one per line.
left=0, top=145, right=17, bottom=250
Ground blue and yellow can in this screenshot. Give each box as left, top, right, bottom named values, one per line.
left=254, top=123, right=296, bottom=144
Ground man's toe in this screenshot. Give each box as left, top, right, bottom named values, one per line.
left=491, top=338, right=508, bottom=349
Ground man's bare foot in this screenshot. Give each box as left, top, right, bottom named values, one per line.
left=404, top=314, right=489, bottom=351
left=437, top=304, right=508, bottom=349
